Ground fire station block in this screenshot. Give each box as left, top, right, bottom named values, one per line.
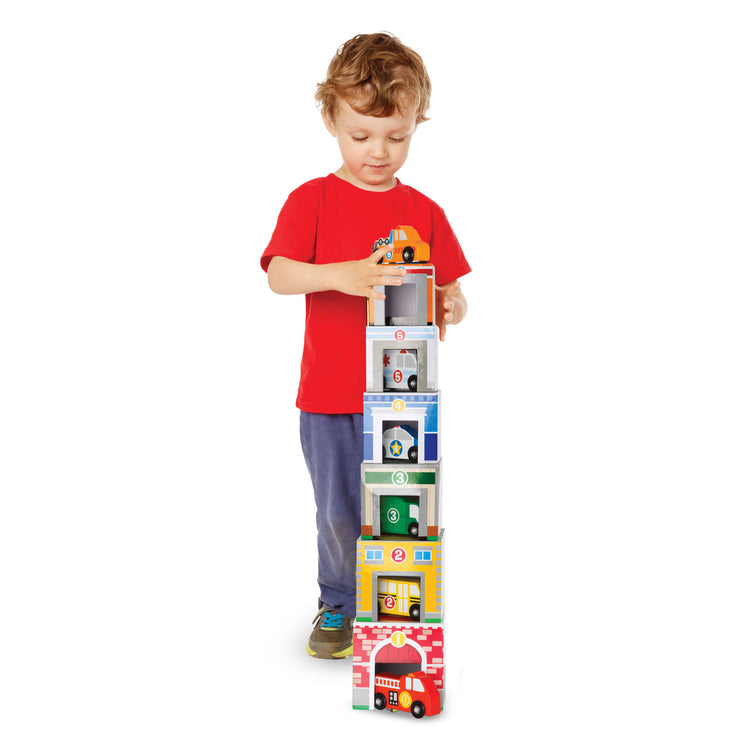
left=355, top=531, right=444, bottom=624
left=352, top=623, right=445, bottom=714
left=367, top=264, right=435, bottom=327
left=360, top=460, right=442, bottom=540
left=363, top=391, right=441, bottom=464
left=366, top=325, right=438, bottom=393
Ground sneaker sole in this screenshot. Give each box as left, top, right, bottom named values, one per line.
left=306, top=643, right=353, bottom=659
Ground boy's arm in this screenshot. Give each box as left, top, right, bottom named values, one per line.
left=435, top=280, right=468, bottom=342
left=267, top=246, right=406, bottom=299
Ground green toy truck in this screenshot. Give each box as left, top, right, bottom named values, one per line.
left=380, top=496, right=420, bottom=537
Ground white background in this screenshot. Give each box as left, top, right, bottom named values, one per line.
left=2, top=1, right=748, bottom=747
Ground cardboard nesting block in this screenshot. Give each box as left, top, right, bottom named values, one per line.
left=363, top=391, right=441, bottom=464
left=366, top=325, right=438, bottom=393
left=355, top=531, right=445, bottom=624
left=367, top=264, right=435, bottom=327
left=360, top=460, right=442, bottom=541
left=352, top=622, right=445, bottom=713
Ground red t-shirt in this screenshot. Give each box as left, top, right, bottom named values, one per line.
left=261, top=173, right=471, bottom=413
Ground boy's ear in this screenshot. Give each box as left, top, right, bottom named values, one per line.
left=322, top=110, right=337, bottom=137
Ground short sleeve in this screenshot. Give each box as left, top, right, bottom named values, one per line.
left=260, top=182, right=320, bottom=272
left=430, top=207, right=472, bottom=286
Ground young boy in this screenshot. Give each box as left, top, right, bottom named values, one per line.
left=261, top=32, right=471, bottom=658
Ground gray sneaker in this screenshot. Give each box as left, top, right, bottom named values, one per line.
left=306, top=606, right=353, bottom=659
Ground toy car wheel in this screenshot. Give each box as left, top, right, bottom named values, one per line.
left=408, top=522, right=419, bottom=537
left=408, top=446, right=418, bottom=462
left=407, top=375, right=417, bottom=391
left=374, top=693, right=386, bottom=710
left=409, top=603, right=420, bottom=621
left=410, top=701, right=425, bottom=719
left=402, top=246, right=414, bottom=263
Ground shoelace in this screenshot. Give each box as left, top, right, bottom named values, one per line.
left=317, top=609, right=345, bottom=630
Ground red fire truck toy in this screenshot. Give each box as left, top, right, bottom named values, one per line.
left=373, top=671, right=441, bottom=718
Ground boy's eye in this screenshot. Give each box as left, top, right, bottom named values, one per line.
left=350, top=135, right=406, bottom=143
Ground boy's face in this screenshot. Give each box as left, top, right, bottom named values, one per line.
left=324, top=99, right=417, bottom=191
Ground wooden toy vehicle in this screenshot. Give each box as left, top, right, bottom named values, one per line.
left=383, top=349, right=418, bottom=391
left=372, top=225, right=430, bottom=264
left=382, top=424, right=418, bottom=462
left=380, top=496, right=420, bottom=537
left=374, top=671, right=440, bottom=718
left=377, top=577, right=421, bottom=620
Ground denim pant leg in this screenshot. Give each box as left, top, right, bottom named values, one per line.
left=300, top=412, right=363, bottom=618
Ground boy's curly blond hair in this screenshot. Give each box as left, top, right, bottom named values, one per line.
left=315, top=32, right=431, bottom=124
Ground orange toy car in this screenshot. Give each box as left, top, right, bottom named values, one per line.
left=371, top=225, right=430, bottom=264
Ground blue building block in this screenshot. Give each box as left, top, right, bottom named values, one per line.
left=363, top=391, right=441, bottom=463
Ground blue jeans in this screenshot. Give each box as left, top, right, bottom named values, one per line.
left=300, top=412, right=363, bottom=618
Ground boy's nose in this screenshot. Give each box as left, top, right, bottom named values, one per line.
left=369, top=139, right=388, bottom=158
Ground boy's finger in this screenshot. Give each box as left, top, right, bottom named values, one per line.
left=370, top=245, right=391, bottom=263
left=380, top=265, right=407, bottom=278
left=366, top=286, right=387, bottom=301
left=377, top=274, right=405, bottom=286
left=436, top=279, right=461, bottom=295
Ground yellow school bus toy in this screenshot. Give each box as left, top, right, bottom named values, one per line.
left=377, top=577, right=421, bottom=621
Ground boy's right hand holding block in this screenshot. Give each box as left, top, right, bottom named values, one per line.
left=267, top=245, right=407, bottom=300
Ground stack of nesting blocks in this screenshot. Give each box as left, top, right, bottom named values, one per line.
left=352, top=228, right=446, bottom=719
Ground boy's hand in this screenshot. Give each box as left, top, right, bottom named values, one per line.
left=435, top=280, right=467, bottom=341
left=331, top=245, right=406, bottom=300
left=266, top=249, right=405, bottom=297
